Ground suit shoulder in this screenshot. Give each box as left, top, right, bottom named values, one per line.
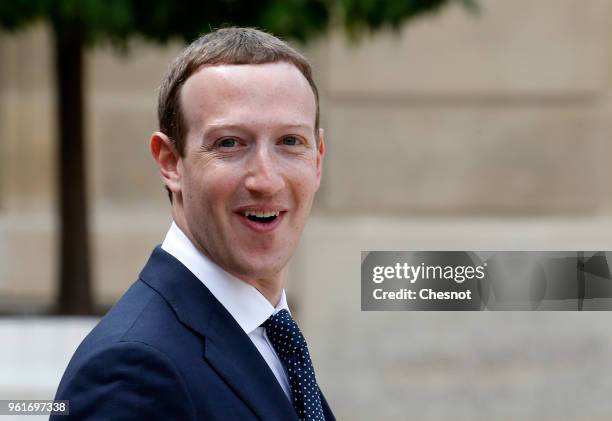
left=118, top=278, right=205, bottom=355
left=67, top=277, right=200, bottom=363
left=83, top=279, right=158, bottom=343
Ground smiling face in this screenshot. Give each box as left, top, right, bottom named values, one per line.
left=172, top=61, right=324, bottom=287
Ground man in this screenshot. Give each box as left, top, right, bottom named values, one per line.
left=52, top=27, right=334, bottom=421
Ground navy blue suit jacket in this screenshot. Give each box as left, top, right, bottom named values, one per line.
left=52, top=247, right=335, bottom=420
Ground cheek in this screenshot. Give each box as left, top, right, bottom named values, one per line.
left=202, top=170, right=240, bottom=209
left=292, top=172, right=319, bottom=211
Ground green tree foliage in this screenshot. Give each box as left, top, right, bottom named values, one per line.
left=0, top=0, right=476, bottom=314
left=0, top=0, right=477, bottom=43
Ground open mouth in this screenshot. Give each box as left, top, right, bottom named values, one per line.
left=243, top=210, right=280, bottom=224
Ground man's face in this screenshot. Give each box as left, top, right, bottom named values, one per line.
left=175, top=62, right=324, bottom=283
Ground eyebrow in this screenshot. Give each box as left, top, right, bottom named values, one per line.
left=205, top=122, right=313, bottom=132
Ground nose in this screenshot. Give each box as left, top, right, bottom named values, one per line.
left=244, top=145, right=285, bottom=196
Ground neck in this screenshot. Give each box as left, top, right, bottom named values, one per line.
left=172, top=207, right=286, bottom=307
left=239, top=271, right=287, bottom=307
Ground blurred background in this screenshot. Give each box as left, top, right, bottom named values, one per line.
left=2, top=0, right=612, bottom=419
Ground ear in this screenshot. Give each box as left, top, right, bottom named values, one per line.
left=150, top=131, right=182, bottom=198
left=315, top=128, right=326, bottom=190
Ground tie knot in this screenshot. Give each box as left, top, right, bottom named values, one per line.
left=263, top=309, right=307, bottom=358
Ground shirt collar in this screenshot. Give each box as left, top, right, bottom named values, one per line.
left=161, top=222, right=289, bottom=334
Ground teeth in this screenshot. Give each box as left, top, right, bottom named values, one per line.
left=243, top=210, right=279, bottom=218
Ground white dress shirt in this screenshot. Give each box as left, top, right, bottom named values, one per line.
left=161, top=222, right=292, bottom=399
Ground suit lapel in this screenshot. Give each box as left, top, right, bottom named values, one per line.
left=205, top=306, right=299, bottom=421
left=140, top=247, right=298, bottom=421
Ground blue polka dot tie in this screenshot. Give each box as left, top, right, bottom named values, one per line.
left=263, top=309, right=325, bottom=421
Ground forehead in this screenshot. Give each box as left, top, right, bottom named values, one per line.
left=180, top=62, right=316, bottom=133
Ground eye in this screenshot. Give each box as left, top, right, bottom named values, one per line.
left=281, top=135, right=301, bottom=146
left=218, top=138, right=238, bottom=148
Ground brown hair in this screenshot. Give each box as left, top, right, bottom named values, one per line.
left=158, top=27, right=320, bottom=157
